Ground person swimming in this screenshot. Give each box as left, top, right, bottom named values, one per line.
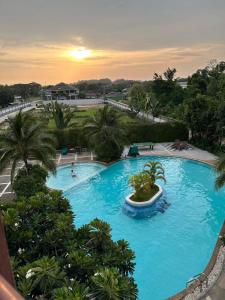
left=71, top=162, right=76, bottom=177
left=71, top=169, right=76, bottom=177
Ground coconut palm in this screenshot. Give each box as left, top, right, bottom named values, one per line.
left=44, top=101, right=77, bottom=129
left=144, top=161, right=166, bottom=187
left=0, top=110, right=56, bottom=182
left=215, top=155, right=225, bottom=189
left=84, top=105, right=124, bottom=161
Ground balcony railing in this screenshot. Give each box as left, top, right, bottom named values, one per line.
left=0, top=216, right=24, bottom=299
left=0, top=275, right=24, bottom=300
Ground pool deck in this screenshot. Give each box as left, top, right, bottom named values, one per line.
left=0, top=143, right=217, bottom=201
left=202, top=266, right=225, bottom=300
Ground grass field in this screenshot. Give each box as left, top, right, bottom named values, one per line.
left=31, top=105, right=143, bottom=129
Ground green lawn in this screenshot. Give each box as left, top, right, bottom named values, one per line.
left=31, top=105, right=143, bottom=129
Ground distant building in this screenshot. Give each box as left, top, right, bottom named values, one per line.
left=178, top=81, right=188, bottom=89
left=42, top=83, right=79, bottom=100
left=14, top=96, right=23, bottom=102
left=85, top=92, right=98, bottom=99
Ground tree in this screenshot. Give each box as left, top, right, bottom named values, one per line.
left=163, top=68, right=176, bottom=81
left=128, top=83, right=145, bottom=114
left=90, top=268, right=137, bottom=300
left=144, top=161, right=166, bottom=186
left=84, top=105, right=125, bottom=162
left=182, top=95, right=219, bottom=144
left=2, top=190, right=137, bottom=299
left=151, top=68, right=185, bottom=114
left=0, top=86, right=14, bottom=107
left=215, top=156, right=225, bottom=190
left=129, top=161, right=166, bottom=201
left=44, top=101, right=77, bottom=129
left=144, top=92, right=161, bottom=120
left=0, top=110, right=56, bottom=182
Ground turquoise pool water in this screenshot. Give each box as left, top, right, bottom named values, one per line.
left=47, top=157, right=225, bottom=300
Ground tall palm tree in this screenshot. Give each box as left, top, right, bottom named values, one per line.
left=44, top=101, right=76, bottom=129
left=215, top=155, right=225, bottom=190
left=0, top=110, right=56, bottom=182
left=84, top=105, right=124, bottom=161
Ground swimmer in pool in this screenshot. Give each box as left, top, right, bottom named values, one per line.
left=71, top=169, right=77, bottom=177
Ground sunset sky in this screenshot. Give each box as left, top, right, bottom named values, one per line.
left=0, top=0, right=225, bottom=84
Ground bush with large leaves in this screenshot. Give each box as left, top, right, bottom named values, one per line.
left=13, top=165, right=48, bottom=198
left=2, top=190, right=137, bottom=299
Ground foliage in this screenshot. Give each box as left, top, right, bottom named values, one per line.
left=215, top=155, right=225, bottom=190
left=13, top=165, right=48, bottom=198
left=129, top=161, right=166, bottom=202
left=151, top=68, right=185, bottom=114
left=0, top=86, right=14, bottom=107
left=144, top=92, right=161, bottom=118
left=84, top=105, right=125, bottom=162
left=181, top=61, right=225, bottom=147
left=90, top=268, right=137, bottom=300
left=2, top=190, right=137, bottom=299
left=128, top=83, right=146, bottom=114
left=44, top=101, right=77, bottom=129
left=10, top=82, right=41, bottom=99
left=0, top=110, right=56, bottom=182
left=125, top=122, right=188, bottom=143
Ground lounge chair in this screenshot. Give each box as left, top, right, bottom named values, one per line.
left=60, top=147, right=68, bottom=155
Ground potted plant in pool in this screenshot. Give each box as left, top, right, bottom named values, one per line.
left=126, top=161, right=166, bottom=207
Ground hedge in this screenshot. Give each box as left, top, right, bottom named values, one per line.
left=50, top=127, right=88, bottom=149
left=50, top=122, right=188, bottom=149
left=124, top=122, right=188, bottom=143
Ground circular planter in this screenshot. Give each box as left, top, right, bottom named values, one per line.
left=125, top=184, right=163, bottom=207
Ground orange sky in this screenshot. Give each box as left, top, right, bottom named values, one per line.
left=1, top=43, right=225, bottom=84
left=0, top=0, right=225, bottom=84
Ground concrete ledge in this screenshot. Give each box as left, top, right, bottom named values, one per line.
left=168, top=221, right=225, bottom=299
left=125, top=184, right=163, bottom=207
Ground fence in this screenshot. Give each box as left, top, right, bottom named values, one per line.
left=0, top=103, right=32, bottom=118
left=106, top=99, right=166, bottom=123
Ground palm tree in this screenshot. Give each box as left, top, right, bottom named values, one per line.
left=144, top=92, right=160, bottom=121
left=84, top=105, right=124, bottom=161
left=0, top=110, right=56, bottom=182
left=215, top=155, right=225, bottom=190
left=144, top=161, right=166, bottom=187
left=129, top=161, right=166, bottom=200
left=44, top=101, right=76, bottom=129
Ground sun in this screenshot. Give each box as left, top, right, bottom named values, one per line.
left=68, top=47, right=92, bottom=60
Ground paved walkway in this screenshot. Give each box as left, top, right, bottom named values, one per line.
left=124, top=142, right=217, bottom=165
left=202, top=263, right=225, bottom=299
left=0, top=151, right=95, bottom=201
left=0, top=143, right=217, bottom=202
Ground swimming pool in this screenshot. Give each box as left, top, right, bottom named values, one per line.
left=47, top=157, right=225, bottom=300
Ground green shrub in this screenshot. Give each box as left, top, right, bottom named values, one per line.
left=125, top=121, right=188, bottom=143
left=50, top=121, right=188, bottom=149
left=2, top=190, right=137, bottom=299
left=94, top=140, right=124, bottom=162
left=51, top=127, right=88, bottom=149
left=13, top=165, right=48, bottom=198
